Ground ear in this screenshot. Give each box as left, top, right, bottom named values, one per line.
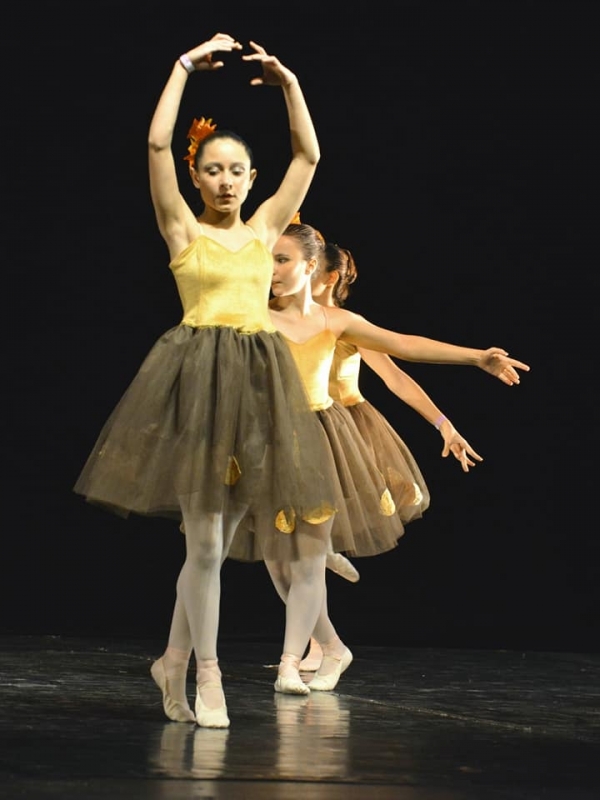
left=248, top=167, right=258, bottom=188
left=306, top=257, right=319, bottom=275
left=326, top=270, right=340, bottom=287
left=189, top=165, right=201, bottom=189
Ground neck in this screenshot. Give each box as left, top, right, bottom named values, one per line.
left=198, top=208, right=244, bottom=229
left=314, top=290, right=336, bottom=308
left=272, top=284, right=315, bottom=316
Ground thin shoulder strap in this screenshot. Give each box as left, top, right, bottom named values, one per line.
left=244, top=224, right=259, bottom=240
left=320, top=305, right=330, bottom=330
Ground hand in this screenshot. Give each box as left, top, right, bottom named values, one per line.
left=478, top=347, right=530, bottom=386
left=242, top=41, right=297, bottom=87
left=440, top=423, right=483, bottom=473
left=185, top=32, right=242, bottom=72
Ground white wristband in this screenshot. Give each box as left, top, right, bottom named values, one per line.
left=179, top=54, right=195, bottom=74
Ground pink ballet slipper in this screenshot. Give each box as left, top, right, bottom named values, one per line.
left=150, top=657, right=196, bottom=723
left=195, top=659, right=230, bottom=729
left=299, top=638, right=323, bottom=672
left=307, top=647, right=353, bottom=692
left=274, top=653, right=310, bottom=695
left=326, top=552, right=360, bottom=583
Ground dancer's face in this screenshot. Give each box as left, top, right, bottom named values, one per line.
left=191, top=138, right=256, bottom=213
left=271, top=235, right=315, bottom=296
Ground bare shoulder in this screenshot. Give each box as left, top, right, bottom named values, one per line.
left=331, top=307, right=369, bottom=326
left=322, top=305, right=356, bottom=335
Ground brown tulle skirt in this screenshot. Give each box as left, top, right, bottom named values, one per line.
left=344, top=399, right=430, bottom=526
left=229, top=400, right=408, bottom=562
left=74, top=325, right=338, bottom=560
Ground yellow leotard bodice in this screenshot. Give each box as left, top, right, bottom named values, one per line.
left=169, top=230, right=276, bottom=333
left=281, top=330, right=337, bottom=412
left=329, top=339, right=365, bottom=406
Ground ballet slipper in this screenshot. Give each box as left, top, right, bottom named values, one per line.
left=307, top=647, right=353, bottom=692
left=195, top=660, right=230, bottom=729
left=326, top=553, right=360, bottom=583
left=195, top=688, right=230, bottom=729
left=274, top=653, right=310, bottom=695
left=299, top=654, right=322, bottom=672
left=150, top=657, right=196, bottom=723
left=299, top=638, right=323, bottom=672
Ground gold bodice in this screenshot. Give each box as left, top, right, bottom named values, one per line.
left=329, top=339, right=365, bottom=406
left=281, top=330, right=337, bottom=411
left=169, top=233, right=276, bottom=333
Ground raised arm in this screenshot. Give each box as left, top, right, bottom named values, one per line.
left=148, top=33, right=242, bottom=258
left=332, top=310, right=530, bottom=386
left=242, top=42, right=320, bottom=249
left=359, top=349, right=483, bottom=471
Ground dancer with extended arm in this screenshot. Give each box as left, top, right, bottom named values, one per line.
left=255, top=221, right=529, bottom=689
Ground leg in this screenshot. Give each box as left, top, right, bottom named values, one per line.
left=273, top=520, right=331, bottom=695
left=264, top=547, right=346, bottom=674
left=306, top=591, right=354, bottom=691
left=152, top=496, right=247, bottom=727
left=266, top=542, right=353, bottom=691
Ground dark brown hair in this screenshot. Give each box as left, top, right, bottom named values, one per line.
left=282, top=223, right=325, bottom=262
left=320, top=242, right=358, bottom=307
left=193, top=130, right=254, bottom=169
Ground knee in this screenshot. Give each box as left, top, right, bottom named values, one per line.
left=186, top=537, right=223, bottom=570
left=290, top=555, right=326, bottom=588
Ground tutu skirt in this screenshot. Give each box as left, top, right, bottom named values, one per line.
left=344, top=399, right=430, bottom=525
left=74, top=325, right=338, bottom=560
left=230, top=400, right=408, bottom=561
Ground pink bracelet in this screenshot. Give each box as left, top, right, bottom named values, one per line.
left=434, top=414, right=447, bottom=430
left=179, top=53, right=195, bottom=74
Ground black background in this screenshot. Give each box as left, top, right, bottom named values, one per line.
left=5, top=1, right=598, bottom=653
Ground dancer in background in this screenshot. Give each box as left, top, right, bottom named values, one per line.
left=299, top=237, right=482, bottom=670
left=255, top=221, right=529, bottom=689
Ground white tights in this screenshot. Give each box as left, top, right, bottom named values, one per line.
left=160, top=505, right=331, bottom=705
left=265, top=551, right=339, bottom=651
left=163, top=498, right=247, bottom=663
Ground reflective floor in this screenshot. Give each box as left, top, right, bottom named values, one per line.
left=0, top=635, right=598, bottom=799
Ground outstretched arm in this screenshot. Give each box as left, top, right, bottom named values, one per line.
left=148, top=33, right=242, bottom=258
left=333, top=310, right=530, bottom=386
left=243, top=42, right=320, bottom=248
left=360, top=349, right=483, bottom=471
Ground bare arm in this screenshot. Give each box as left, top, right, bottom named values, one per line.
left=242, top=43, right=320, bottom=249
left=359, top=349, right=483, bottom=471
left=332, top=309, right=530, bottom=386
left=148, top=33, right=242, bottom=258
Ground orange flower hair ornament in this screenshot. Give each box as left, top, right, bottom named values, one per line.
left=184, top=117, right=217, bottom=165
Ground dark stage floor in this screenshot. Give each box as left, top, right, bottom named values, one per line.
left=0, top=635, right=598, bottom=799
